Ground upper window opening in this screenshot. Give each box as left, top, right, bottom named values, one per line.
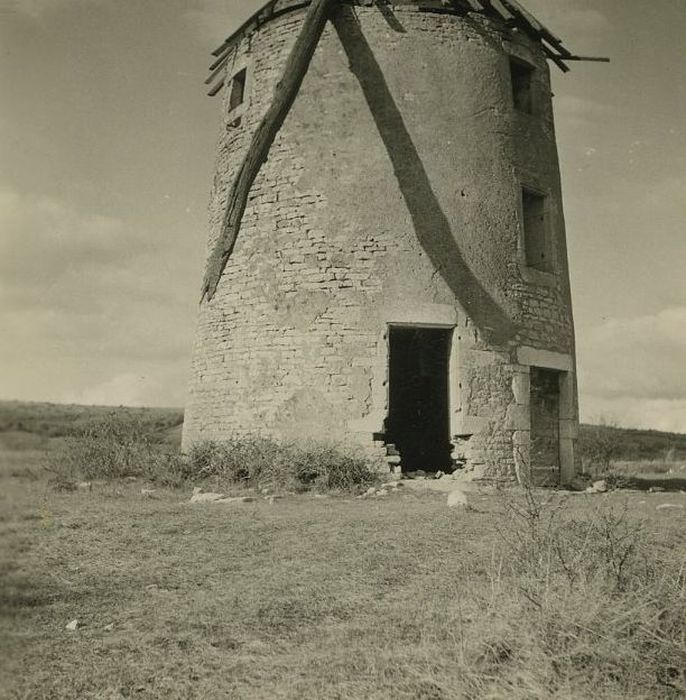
left=522, top=188, right=552, bottom=273
left=229, top=68, right=247, bottom=112
left=510, top=58, right=535, bottom=114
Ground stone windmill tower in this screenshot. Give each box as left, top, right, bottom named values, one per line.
left=182, top=0, right=606, bottom=485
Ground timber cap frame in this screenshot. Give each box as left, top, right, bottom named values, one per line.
left=205, top=0, right=609, bottom=96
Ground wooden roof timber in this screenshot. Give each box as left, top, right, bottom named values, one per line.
left=207, top=79, right=225, bottom=97
left=488, top=0, right=516, bottom=23
left=500, top=0, right=565, bottom=50
left=205, top=0, right=608, bottom=95
left=211, top=1, right=306, bottom=58
left=563, top=55, right=611, bottom=63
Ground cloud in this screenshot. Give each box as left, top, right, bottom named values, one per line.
left=61, top=372, right=168, bottom=407
left=578, top=308, right=686, bottom=401
left=580, top=397, right=686, bottom=435
left=554, top=95, right=616, bottom=132
left=523, top=1, right=609, bottom=39
left=565, top=172, right=686, bottom=315
left=0, top=187, right=154, bottom=311
left=0, top=186, right=196, bottom=407
left=183, top=0, right=261, bottom=46
left=577, top=308, right=686, bottom=432
left=2, top=0, right=101, bottom=19
left=553, top=8, right=609, bottom=36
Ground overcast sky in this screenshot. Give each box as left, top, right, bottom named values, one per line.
left=1, top=0, right=684, bottom=431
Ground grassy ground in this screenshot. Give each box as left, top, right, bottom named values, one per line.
left=2, top=444, right=686, bottom=699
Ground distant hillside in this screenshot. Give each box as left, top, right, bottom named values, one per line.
left=0, top=401, right=183, bottom=445
left=0, top=401, right=684, bottom=462
left=579, top=423, right=686, bottom=462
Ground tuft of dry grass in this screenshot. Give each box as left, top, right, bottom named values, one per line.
left=42, top=414, right=189, bottom=490
left=41, top=418, right=379, bottom=495
left=484, top=488, right=686, bottom=697
left=185, top=437, right=379, bottom=493
left=2, top=446, right=686, bottom=698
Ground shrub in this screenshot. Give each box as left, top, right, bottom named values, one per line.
left=44, top=413, right=190, bottom=488
left=579, top=420, right=622, bottom=471
left=44, top=420, right=379, bottom=494
left=185, top=437, right=282, bottom=485
left=497, top=489, right=650, bottom=593
left=185, top=436, right=379, bottom=493
left=295, top=444, right=378, bottom=491
left=480, top=488, right=686, bottom=697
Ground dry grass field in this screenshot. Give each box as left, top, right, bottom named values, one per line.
left=1, top=404, right=686, bottom=699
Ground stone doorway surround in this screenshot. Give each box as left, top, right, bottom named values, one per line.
left=348, top=303, right=460, bottom=469
left=512, top=346, right=577, bottom=485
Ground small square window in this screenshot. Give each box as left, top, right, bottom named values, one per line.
left=510, top=58, right=534, bottom=114
left=522, top=188, right=552, bottom=273
left=229, top=68, right=247, bottom=112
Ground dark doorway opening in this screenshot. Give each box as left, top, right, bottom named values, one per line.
left=530, top=367, right=561, bottom=485
left=386, top=326, right=453, bottom=472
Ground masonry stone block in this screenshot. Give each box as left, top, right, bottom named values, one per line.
left=182, top=1, right=580, bottom=483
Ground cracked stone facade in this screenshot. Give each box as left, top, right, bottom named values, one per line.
left=182, top=3, right=580, bottom=483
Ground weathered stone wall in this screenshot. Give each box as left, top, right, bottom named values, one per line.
left=183, top=3, right=579, bottom=481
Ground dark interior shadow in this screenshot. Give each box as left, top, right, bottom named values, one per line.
left=333, top=7, right=515, bottom=345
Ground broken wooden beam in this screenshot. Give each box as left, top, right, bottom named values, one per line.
left=500, top=0, right=541, bottom=32
left=563, top=55, right=611, bottom=63
left=487, top=0, right=515, bottom=22
left=205, top=59, right=230, bottom=86
left=201, top=0, right=336, bottom=302
left=207, top=79, right=225, bottom=97
left=514, top=2, right=564, bottom=46
left=542, top=45, right=570, bottom=73
left=209, top=49, right=232, bottom=72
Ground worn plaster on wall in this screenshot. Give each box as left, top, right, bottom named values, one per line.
left=183, top=2, right=580, bottom=483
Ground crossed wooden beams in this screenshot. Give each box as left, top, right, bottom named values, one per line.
left=201, top=0, right=608, bottom=302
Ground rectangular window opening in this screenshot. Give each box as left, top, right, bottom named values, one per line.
left=229, top=68, right=247, bottom=112
left=522, top=188, right=552, bottom=273
left=510, top=58, right=534, bottom=114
